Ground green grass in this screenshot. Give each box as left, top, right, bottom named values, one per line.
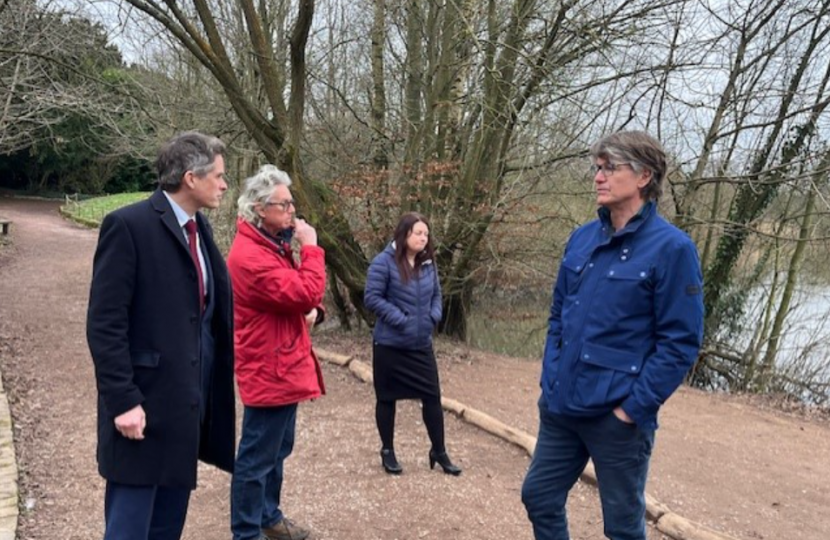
left=60, top=192, right=151, bottom=227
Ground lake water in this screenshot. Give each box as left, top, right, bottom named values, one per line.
left=728, top=284, right=830, bottom=384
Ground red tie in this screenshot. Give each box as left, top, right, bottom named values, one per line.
left=184, top=220, right=205, bottom=312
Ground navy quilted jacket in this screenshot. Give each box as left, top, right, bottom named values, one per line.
left=364, top=243, right=442, bottom=349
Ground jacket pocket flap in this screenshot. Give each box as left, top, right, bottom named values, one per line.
left=561, top=252, right=589, bottom=273
left=607, top=265, right=650, bottom=280
left=273, top=335, right=308, bottom=378
left=579, top=342, right=642, bottom=373
left=130, top=350, right=160, bottom=368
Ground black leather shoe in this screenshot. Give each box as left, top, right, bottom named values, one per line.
left=380, top=448, right=402, bottom=474
left=429, top=450, right=462, bottom=476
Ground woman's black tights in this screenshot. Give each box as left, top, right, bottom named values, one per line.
left=376, top=397, right=445, bottom=452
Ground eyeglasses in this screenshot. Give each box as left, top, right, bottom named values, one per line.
left=264, top=199, right=296, bottom=211
left=590, top=162, right=632, bottom=177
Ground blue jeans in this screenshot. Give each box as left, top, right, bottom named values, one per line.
left=521, top=401, right=655, bottom=540
left=231, top=404, right=298, bottom=540
left=103, top=482, right=191, bottom=540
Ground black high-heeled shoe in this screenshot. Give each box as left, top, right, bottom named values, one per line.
left=380, top=448, right=402, bottom=475
left=429, top=450, right=462, bottom=476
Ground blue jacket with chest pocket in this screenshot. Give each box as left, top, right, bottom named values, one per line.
left=541, top=201, right=704, bottom=430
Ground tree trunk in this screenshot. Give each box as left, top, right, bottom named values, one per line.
left=370, top=0, right=388, bottom=169
left=329, top=273, right=352, bottom=331
left=438, top=271, right=473, bottom=340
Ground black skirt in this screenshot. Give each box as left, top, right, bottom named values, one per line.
left=372, top=342, right=441, bottom=401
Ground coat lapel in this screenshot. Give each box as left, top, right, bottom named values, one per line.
left=150, top=189, right=191, bottom=256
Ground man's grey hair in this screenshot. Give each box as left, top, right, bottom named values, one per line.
left=156, top=131, right=226, bottom=192
left=589, top=131, right=667, bottom=201
left=237, top=165, right=293, bottom=226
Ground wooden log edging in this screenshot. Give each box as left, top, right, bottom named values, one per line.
left=314, top=347, right=741, bottom=540
left=0, top=366, right=19, bottom=540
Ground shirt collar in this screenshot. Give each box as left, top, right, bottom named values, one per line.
left=162, top=191, right=194, bottom=228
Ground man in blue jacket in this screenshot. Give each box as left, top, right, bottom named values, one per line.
left=522, top=131, right=704, bottom=540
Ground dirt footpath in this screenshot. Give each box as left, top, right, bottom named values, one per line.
left=314, top=334, right=830, bottom=540
left=0, top=196, right=828, bottom=540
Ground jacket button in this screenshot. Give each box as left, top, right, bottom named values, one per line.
left=191, top=356, right=198, bottom=366
left=190, top=315, right=198, bottom=324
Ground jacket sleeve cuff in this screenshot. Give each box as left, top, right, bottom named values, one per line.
left=620, top=398, right=651, bottom=428
left=300, top=245, right=325, bottom=259
left=104, top=390, right=145, bottom=419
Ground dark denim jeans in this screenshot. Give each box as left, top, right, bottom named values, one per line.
left=231, top=404, right=298, bottom=540
left=521, top=401, right=655, bottom=540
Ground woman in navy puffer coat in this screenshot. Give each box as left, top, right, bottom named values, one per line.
left=364, top=212, right=461, bottom=476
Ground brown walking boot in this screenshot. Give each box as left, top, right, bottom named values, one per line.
left=262, top=517, right=311, bottom=540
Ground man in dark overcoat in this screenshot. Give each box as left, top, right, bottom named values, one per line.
left=87, top=131, right=235, bottom=540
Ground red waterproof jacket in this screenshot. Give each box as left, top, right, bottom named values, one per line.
left=227, top=219, right=326, bottom=406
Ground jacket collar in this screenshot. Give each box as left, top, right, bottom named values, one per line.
left=598, top=200, right=656, bottom=237
left=237, top=218, right=292, bottom=257
left=385, top=241, right=433, bottom=265
left=161, top=190, right=194, bottom=227
left=151, top=189, right=192, bottom=251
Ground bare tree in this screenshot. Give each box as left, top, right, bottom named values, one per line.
left=308, top=0, right=686, bottom=337
left=0, top=0, right=121, bottom=154
left=657, top=0, right=830, bottom=395
left=108, top=0, right=374, bottom=316
left=0, top=0, right=155, bottom=195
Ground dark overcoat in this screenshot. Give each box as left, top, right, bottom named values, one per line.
left=86, top=189, right=235, bottom=488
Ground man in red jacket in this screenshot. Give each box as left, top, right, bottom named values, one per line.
left=227, top=164, right=326, bottom=540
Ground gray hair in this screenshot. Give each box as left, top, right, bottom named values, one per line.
left=156, top=131, right=226, bottom=192
left=589, top=131, right=667, bottom=201
left=237, top=164, right=293, bottom=226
